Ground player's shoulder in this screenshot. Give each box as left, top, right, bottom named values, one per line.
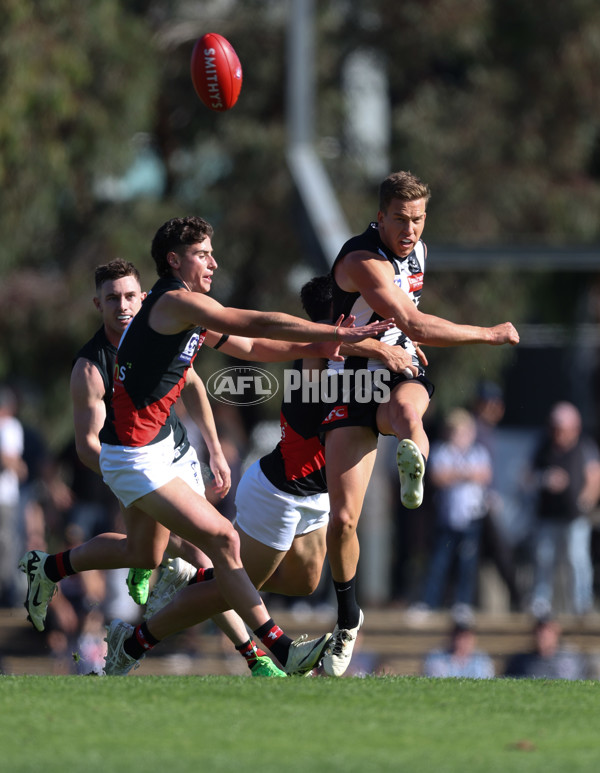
left=341, top=226, right=391, bottom=270
left=72, top=327, right=114, bottom=393
left=70, top=356, right=107, bottom=403
left=73, top=327, right=113, bottom=366
left=72, top=353, right=106, bottom=373
left=341, top=223, right=382, bottom=257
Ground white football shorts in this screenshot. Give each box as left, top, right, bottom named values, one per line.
left=234, top=460, right=329, bottom=551
left=100, top=432, right=205, bottom=508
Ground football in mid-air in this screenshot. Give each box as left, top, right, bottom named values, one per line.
left=190, top=33, right=242, bottom=112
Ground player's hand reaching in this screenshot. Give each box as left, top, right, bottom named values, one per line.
left=325, top=314, right=394, bottom=362
left=308, top=314, right=355, bottom=362
left=312, top=314, right=393, bottom=362
left=311, top=315, right=395, bottom=362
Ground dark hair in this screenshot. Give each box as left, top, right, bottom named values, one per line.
left=379, top=170, right=431, bottom=213
left=94, top=259, right=141, bottom=291
left=452, top=621, right=475, bottom=636
left=300, top=274, right=333, bottom=323
left=151, top=216, right=214, bottom=277
left=476, top=380, right=503, bottom=402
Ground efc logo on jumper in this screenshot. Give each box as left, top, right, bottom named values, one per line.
left=322, top=405, right=349, bottom=424
left=179, top=332, right=205, bottom=363
left=206, top=366, right=279, bottom=406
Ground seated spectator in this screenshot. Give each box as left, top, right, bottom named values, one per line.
left=422, top=620, right=494, bottom=679
left=503, top=617, right=589, bottom=680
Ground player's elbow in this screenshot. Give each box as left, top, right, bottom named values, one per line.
left=76, top=442, right=101, bottom=475
left=401, top=317, right=428, bottom=342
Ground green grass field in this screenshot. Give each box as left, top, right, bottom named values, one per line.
left=1, top=675, right=599, bottom=772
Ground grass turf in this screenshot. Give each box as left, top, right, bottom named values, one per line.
left=1, top=674, right=599, bottom=772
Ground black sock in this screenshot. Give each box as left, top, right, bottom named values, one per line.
left=193, top=567, right=214, bottom=583
left=124, top=622, right=160, bottom=660
left=235, top=639, right=266, bottom=670
left=334, top=577, right=361, bottom=629
left=254, top=619, right=292, bottom=665
left=44, top=550, right=76, bottom=582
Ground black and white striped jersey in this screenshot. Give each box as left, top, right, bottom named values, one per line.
left=329, top=222, right=426, bottom=372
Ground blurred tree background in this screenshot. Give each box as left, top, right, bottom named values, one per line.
left=1, top=0, right=600, bottom=448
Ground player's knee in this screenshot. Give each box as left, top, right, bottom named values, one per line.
left=210, top=522, right=241, bottom=561
left=329, top=511, right=357, bottom=540
left=393, top=401, right=423, bottom=435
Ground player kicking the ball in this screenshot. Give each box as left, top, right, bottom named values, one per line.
left=320, top=170, right=519, bottom=677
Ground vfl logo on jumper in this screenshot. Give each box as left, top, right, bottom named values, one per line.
left=207, top=366, right=279, bottom=406
left=179, top=333, right=202, bottom=363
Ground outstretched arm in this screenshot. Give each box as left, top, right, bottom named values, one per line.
left=205, top=325, right=362, bottom=364
left=204, top=330, right=318, bottom=362
left=340, top=252, right=519, bottom=348
left=153, top=289, right=392, bottom=353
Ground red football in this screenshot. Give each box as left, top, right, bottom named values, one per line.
left=190, top=33, right=243, bottom=112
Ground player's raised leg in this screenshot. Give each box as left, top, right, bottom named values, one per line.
left=377, top=380, right=430, bottom=510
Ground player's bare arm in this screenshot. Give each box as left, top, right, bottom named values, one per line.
left=339, top=251, right=519, bottom=347
left=205, top=329, right=321, bottom=361
left=204, top=327, right=358, bottom=363
left=151, top=288, right=393, bottom=345
left=181, top=368, right=231, bottom=497
left=70, top=358, right=107, bottom=474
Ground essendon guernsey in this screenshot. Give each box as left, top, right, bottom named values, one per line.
left=259, top=362, right=327, bottom=496
left=100, top=276, right=206, bottom=448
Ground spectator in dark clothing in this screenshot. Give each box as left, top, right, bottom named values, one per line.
left=504, top=617, right=589, bottom=680
left=528, top=402, right=600, bottom=618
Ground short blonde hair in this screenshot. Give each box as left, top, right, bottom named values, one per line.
left=379, top=170, right=431, bottom=213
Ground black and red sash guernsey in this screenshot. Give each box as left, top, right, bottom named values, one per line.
left=100, top=276, right=206, bottom=448
left=76, top=324, right=191, bottom=457
left=259, top=361, right=327, bottom=496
